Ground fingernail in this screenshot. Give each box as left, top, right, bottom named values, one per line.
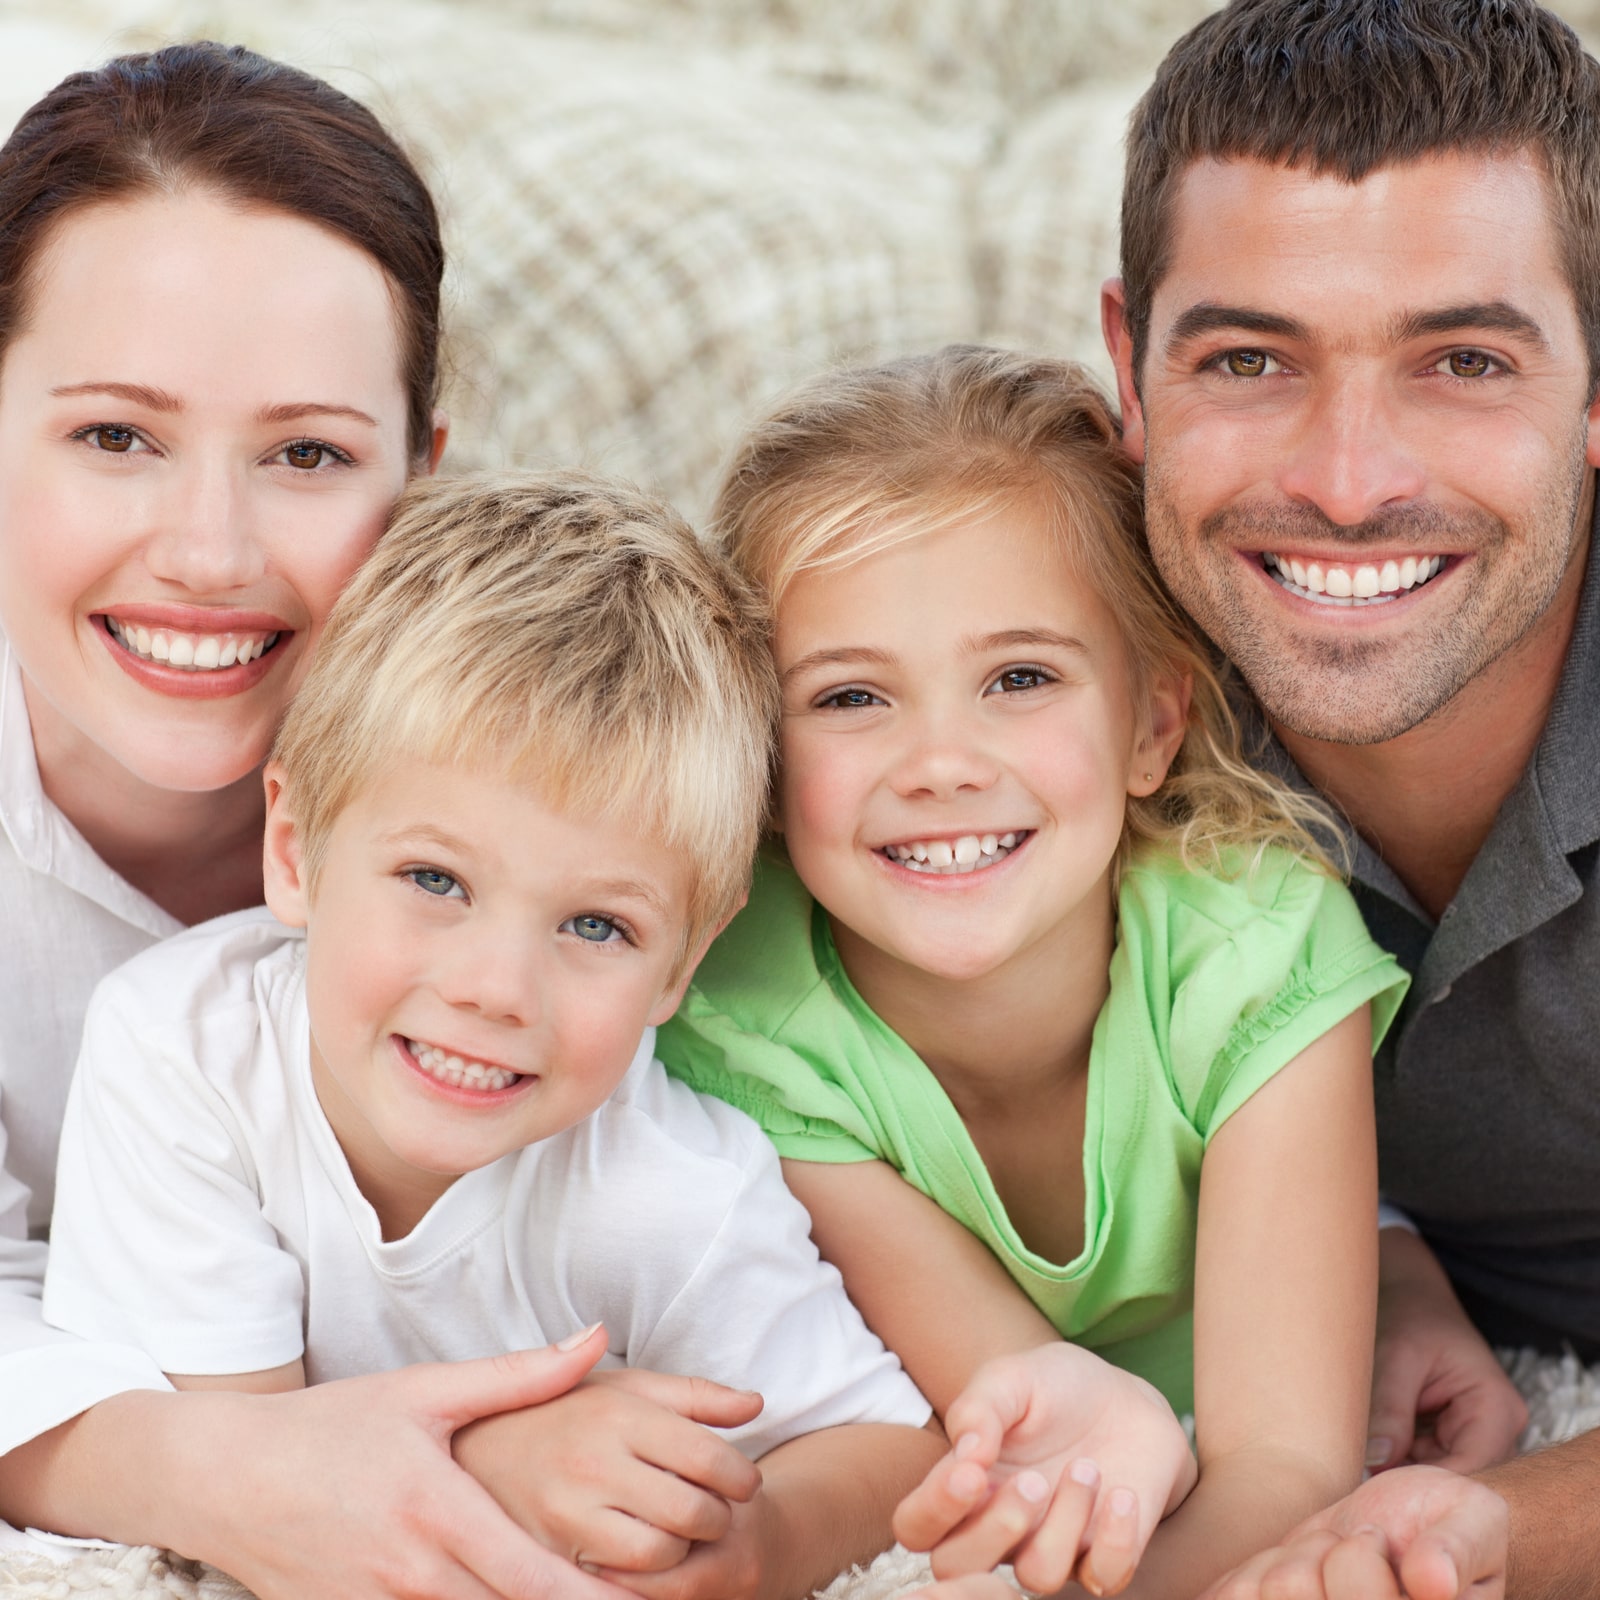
left=1364, top=1437, right=1392, bottom=1468
left=1018, top=1470, right=1050, bottom=1504
left=578, top=1562, right=600, bottom=1575
left=557, top=1321, right=602, bottom=1351
left=954, top=1431, right=984, bottom=1460
left=1069, top=1458, right=1101, bottom=1488
left=1110, top=1487, right=1136, bottom=1518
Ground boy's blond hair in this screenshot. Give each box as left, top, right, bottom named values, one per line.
left=712, top=344, right=1337, bottom=875
left=273, top=470, right=778, bottom=959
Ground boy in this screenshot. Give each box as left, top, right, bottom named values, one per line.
left=41, top=472, right=937, bottom=1596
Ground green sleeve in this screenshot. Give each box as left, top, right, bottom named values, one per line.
left=1120, top=849, right=1410, bottom=1138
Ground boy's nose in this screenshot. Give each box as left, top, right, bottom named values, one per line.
left=443, top=930, right=544, bottom=1029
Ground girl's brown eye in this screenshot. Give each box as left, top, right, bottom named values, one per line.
left=284, top=441, right=325, bottom=470
left=1225, top=350, right=1268, bottom=378
left=94, top=426, right=135, bottom=453
left=1448, top=351, right=1491, bottom=378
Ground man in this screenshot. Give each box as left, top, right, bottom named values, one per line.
left=1100, top=2, right=1600, bottom=1596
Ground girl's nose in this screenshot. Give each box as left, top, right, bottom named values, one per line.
left=889, top=713, right=1000, bottom=801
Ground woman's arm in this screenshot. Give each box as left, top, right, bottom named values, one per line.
left=1117, top=1003, right=1378, bottom=1599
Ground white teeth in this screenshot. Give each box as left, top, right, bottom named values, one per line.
left=1267, top=554, right=1447, bottom=608
left=406, top=1038, right=521, bottom=1093
left=885, top=831, right=1029, bottom=875
left=106, top=618, right=279, bottom=672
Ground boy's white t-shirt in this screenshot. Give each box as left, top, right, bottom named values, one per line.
left=44, top=910, right=929, bottom=1456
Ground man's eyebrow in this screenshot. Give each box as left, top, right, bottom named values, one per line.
left=780, top=645, right=897, bottom=685
left=1164, top=304, right=1310, bottom=353
left=1390, top=301, right=1552, bottom=353
left=969, top=627, right=1090, bottom=656
left=50, top=380, right=183, bottom=411
left=257, top=401, right=380, bottom=428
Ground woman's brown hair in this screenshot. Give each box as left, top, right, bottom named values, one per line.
left=0, top=41, right=444, bottom=457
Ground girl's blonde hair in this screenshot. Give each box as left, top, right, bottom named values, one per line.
left=711, top=344, right=1339, bottom=876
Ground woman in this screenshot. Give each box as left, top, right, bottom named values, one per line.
left=0, top=41, right=612, bottom=1600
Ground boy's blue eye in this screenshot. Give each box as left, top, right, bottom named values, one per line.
left=563, top=914, right=623, bottom=944
left=817, top=687, right=883, bottom=709
left=407, top=868, right=464, bottom=898
left=988, top=666, right=1051, bottom=694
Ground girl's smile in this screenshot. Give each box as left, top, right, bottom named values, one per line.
left=775, top=502, right=1168, bottom=994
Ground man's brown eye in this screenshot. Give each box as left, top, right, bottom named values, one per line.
left=94, top=426, right=134, bottom=453
left=1448, top=351, right=1491, bottom=378
left=285, top=441, right=325, bottom=469
left=1225, top=350, right=1269, bottom=378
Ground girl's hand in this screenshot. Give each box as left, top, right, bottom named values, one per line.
left=453, top=1368, right=764, bottom=1573
left=892, top=1343, right=1197, bottom=1595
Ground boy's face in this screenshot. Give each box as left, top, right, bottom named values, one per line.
left=265, top=759, right=698, bottom=1236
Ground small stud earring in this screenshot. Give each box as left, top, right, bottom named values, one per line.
left=1143, top=772, right=1154, bottom=782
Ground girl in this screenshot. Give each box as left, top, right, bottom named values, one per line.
left=658, top=346, right=1409, bottom=1598
left=0, top=42, right=612, bottom=1600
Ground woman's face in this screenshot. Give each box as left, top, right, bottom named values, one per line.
left=0, top=188, right=420, bottom=795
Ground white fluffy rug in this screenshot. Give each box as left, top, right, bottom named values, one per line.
left=1, top=1349, right=1596, bottom=1599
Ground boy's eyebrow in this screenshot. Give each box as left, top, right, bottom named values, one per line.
left=580, top=876, right=673, bottom=918
left=969, top=627, right=1090, bottom=656
left=780, top=646, right=898, bottom=684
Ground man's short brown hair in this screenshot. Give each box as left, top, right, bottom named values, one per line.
left=1121, top=0, right=1600, bottom=387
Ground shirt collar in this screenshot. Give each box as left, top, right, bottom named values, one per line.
left=0, top=637, right=183, bottom=939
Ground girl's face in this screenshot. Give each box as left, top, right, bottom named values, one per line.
left=776, top=504, right=1167, bottom=987
left=0, top=189, right=421, bottom=795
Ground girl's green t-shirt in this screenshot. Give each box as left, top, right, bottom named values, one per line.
left=656, top=845, right=1408, bottom=1415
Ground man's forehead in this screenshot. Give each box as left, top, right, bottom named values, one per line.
left=1154, top=147, right=1570, bottom=341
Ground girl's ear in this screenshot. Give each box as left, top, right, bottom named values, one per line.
left=262, top=763, right=311, bottom=928
left=1128, top=668, right=1192, bottom=797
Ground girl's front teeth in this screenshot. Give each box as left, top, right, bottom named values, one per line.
left=106, top=617, right=279, bottom=670
left=885, top=831, right=1025, bottom=874
left=406, top=1038, right=521, bottom=1092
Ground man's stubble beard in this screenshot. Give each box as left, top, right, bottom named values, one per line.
left=1141, top=430, right=1590, bottom=746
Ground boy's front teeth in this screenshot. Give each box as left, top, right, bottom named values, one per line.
left=406, top=1038, right=520, bottom=1092
left=885, top=831, right=1023, bottom=874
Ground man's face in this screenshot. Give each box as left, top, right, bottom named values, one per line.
left=1106, top=149, right=1599, bottom=744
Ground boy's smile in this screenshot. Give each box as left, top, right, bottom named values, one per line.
left=774, top=505, right=1165, bottom=998
left=264, top=759, right=697, bottom=1238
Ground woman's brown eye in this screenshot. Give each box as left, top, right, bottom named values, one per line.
left=1448, top=351, right=1491, bottom=378
left=285, top=441, right=325, bottom=469
left=1225, top=350, right=1269, bottom=378
left=94, top=426, right=134, bottom=453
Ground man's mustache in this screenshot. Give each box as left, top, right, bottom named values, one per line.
left=1195, top=501, right=1498, bottom=550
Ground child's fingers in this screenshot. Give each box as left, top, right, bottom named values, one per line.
left=605, top=1459, right=739, bottom=1546
left=1009, top=1459, right=1099, bottom=1594
left=927, top=1469, right=1051, bottom=1580
left=1080, top=1487, right=1141, bottom=1597
left=1321, top=1528, right=1405, bottom=1600
left=570, top=1508, right=694, bottom=1576
left=602, top=1367, right=766, bottom=1431
left=631, top=1406, right=763, bottom=1504
left=893, top=1445, right=993, bottom=1552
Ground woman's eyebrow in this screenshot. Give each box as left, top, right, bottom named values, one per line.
left=50, top=379, right=182, bottom=411
left=256, top=400, right=380, bottom=428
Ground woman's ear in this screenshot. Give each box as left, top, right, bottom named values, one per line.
left=1128, top=668, right=1192, bottom=797
left=262, top=763, right=311, bottom=927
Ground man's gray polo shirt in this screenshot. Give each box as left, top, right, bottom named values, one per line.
left=1249, top=512, right=1600, bottom=1355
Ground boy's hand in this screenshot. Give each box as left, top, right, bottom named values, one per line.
left=894, top=1343, right=1198, bottom=1596
left=454, top=1368, right=764, bottom=1572
left=602, top=1491, right=775, bottom=1600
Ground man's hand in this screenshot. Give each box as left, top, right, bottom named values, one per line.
left=454, top=1367, right=763, bottom=1572
left=1199, top=1465, right=1507, bottom=1600
left=893, top=1343, right=1197, bottom=1596
left=1368, top=1231, right=1526, bottom=1473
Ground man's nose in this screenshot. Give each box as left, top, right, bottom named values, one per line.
left=1276, top=374, right=1427, bottom=528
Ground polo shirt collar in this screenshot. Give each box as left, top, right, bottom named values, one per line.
left=0, top=636, right=182, bottom=940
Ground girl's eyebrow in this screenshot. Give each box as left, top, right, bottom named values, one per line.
left=780, top=645, right=897, bottom=684
left=968, top=627, right=1090, bottom=656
